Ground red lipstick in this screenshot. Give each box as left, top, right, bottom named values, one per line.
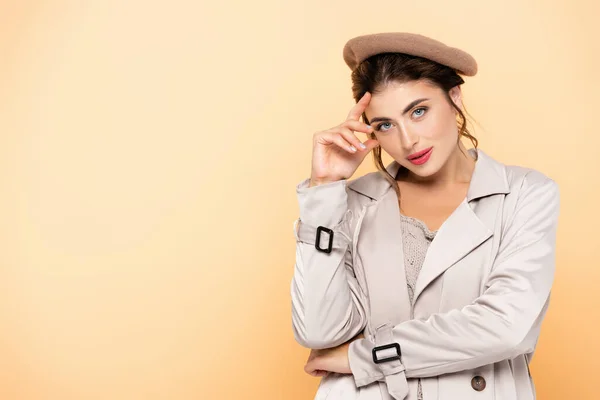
left=407, top=147, right=433, bottom=165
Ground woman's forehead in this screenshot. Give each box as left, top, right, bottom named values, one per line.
left=376, top=79, right=438, bottom=97
left=367, top=80, right=441, bottom=110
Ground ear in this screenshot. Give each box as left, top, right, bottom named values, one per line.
left=449, top=85, right=463, bottom=111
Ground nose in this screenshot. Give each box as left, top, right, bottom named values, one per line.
left=397, top=121, right=419, bottom=150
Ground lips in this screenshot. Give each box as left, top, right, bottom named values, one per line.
left=407, top=147, right=433, bottom=160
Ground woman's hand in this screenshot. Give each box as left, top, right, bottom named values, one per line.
left=304, top=333, right=365, bottom=377
left=309, top=92, right=379, bottom=187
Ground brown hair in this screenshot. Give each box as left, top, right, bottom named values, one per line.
left=350, top=52, right=478, bottom=199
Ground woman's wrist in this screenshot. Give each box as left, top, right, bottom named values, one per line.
left=309, top=177, right=344, bottom=187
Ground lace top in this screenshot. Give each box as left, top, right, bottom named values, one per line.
left=399, top=213, right=437, bottom=400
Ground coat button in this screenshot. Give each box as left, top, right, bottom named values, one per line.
left=471, top=375, right=486, bottom=391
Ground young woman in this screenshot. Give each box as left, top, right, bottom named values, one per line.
left=291, top=32, right=560, bottom=400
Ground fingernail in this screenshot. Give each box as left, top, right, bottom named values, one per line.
left=366, top=125, right=372, bottom=129
left=359, top=143, right=367, bottom=149
left=349, top=146, right=357, bottom=152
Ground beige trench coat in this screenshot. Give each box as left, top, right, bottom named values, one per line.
left=291, top=148, right=560, bottom=400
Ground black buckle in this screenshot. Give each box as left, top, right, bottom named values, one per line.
left=315, top=226, right=333, bottom=253
left=372, top=343, right=401, bottom=364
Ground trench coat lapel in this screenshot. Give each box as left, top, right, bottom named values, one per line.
left=348, top=148, right=511, bottom=311
left=356, top=188, right=412, bottom=329
left=412, top=198, right=492, bottom=302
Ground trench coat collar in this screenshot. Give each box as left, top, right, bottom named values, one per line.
left=351, top=148, right=512, bottom=317
left=347, top=148, right=510, bottom=202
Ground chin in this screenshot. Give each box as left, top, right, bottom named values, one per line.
left=402, top=157, right=441, bottom=177
left=409, top=165, right=439, bottom=178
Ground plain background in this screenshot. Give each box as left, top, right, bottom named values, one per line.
left=0, top=0, right=598, bottom=399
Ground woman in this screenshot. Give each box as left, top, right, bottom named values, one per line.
left=291, top=32, right=560, bottom=400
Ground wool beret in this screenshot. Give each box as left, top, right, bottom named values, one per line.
left=342, top=32, right=477, bottom=76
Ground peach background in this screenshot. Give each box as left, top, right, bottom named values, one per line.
left=0, top=1, right=598, bottom=399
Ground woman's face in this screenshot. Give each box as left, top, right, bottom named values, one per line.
left=364, top=79, right=463, bottom=178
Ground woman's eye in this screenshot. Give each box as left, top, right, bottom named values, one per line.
left=376, top=122, right=392, bottom=132
left=412, top=107, right=427, bottom=117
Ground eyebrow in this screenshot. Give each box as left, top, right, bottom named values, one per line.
left=368, top=98, right=430, bottom=123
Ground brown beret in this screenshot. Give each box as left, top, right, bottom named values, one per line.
left=342, top=32, right=477, bottom=76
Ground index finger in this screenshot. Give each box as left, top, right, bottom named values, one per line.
left=346, top=91, right=371, bottom=121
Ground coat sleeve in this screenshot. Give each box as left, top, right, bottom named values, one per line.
left=291, top=177, right=368, bottom=349
left=348, top=173, right=560, bottom=387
